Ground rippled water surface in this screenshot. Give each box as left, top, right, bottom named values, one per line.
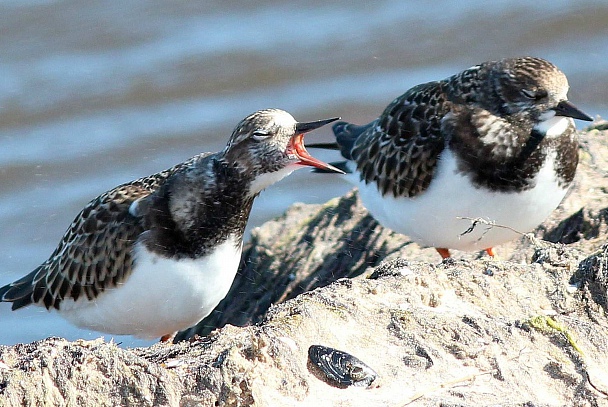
left=1, top=0, right=607, bottom=347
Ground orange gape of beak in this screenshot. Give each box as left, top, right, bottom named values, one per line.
left=288, top=133, right=344, bottom=174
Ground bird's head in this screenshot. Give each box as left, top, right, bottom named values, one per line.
left=488, top=57, right=592, bottom=124
left=224, top=109, right=343, bottom=195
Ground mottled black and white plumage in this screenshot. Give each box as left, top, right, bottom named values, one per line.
left=313, top=57, right=593, bottom=258
left=0, top=108, right=340, bottom=339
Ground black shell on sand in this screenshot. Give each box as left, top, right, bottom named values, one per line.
left=308, top=345, right=378, bottom=387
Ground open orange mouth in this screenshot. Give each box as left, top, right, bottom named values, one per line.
left=287, top=133, right=344, bottom=174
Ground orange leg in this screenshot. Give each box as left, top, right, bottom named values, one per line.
left=485, top=247, right=497, bottom=257
left=436, top=248, right=451, bottom=259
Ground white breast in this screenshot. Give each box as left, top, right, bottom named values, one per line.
left=59, top=236, right=242, bottom=339
left=348, top=149, right=569, bottom=252
left=534, top=114, right=572, bottom=138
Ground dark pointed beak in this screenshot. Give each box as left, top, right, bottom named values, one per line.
left=554, top=100, right=593, bottom=121
left=295, top=117, right=341, bottom=133
left=288, top=116, right=344, bottom=174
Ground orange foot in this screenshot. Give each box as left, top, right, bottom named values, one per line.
left=436, top=248, right=451, bottom=259
left=160, top=333, right=176, bottom=343
left=485, top=247, right=497, bottom=257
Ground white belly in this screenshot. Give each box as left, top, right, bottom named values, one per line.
left=349, top=149, right=569, bottom=251
left=58, top=236, right=242, bottom=338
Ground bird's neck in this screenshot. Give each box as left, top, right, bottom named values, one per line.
left=247, top=164, right=297, bottom=196
left=222, top=147, right=296, bottom=197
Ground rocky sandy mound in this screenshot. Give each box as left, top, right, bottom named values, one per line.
left=1, top=124, right=607, bottom=406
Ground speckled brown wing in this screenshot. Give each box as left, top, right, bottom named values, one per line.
left=0, top=155, right=205, bottom=311
left=347, top=81, right=451, bottom=198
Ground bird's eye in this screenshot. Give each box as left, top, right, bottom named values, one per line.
left=251, top=130, right=270, bottom=141
left=521, top=89, right=547, bottom=100
left=521, top=89, right=536, bottom=99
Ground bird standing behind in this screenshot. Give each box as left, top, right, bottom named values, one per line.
left=310, top=57, right=593, bottom=258
left=0, top=109, right=342, bottom=341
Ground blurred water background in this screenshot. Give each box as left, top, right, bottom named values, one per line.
left=1, top=0, right=607, bottom=347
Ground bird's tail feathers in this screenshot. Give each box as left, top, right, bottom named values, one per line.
left=0, top=267, right=41, bottom=310
left=307, top=120, right=374, bottom=161
left=334, top=121, right=376, bottom=160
